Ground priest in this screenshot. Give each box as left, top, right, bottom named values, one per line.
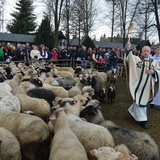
left=124, top=42, right=160, bottom=129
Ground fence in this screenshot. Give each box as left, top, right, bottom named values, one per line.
left=0, top=58, right=125, bottom=76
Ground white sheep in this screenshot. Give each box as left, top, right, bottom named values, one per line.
left=13, top=81, right=36, bottom=95
left=0, top=95, right=21, bottom=112
left=90, top=146, right=123, bottom=160
left=52, top=68, right=74, bottom=78
left=68, top=85, right=82, bottom=97
left=0, top=127, right=21, bottom=160
left=0, top=112, right=49, bottom=160
left=114, top=144, right=138, bottom=160
left=82, top=86, right=95, bottom=97
left=15, top=81, right=50, bottom=119
left=49, top=107, right=88, bottom=160
left=4, top=73, right=23, bottom=90
left=0, top=82, right=12, bottom=98
left=62, top=103, right=115, bottom=156
left=58, top=94, right=88, bottom=116
left=80, top=105, right=159, bottom=160
left=42, top=83, right=69, bottom=98
left=43, top=77, right=59, bottom=86
left=17, top=94, right=50, bottom=119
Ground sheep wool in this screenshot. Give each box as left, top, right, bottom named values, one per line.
left=90, top=146, right=123, bottom=160
left=49, top=108, right=88, bottom=160
left=63, top=103, right=115, bottom=155
left=80, top=105, right=159, bottom=160
left=0, top=127, right=21, bottom=160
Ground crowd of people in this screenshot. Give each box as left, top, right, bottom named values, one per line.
left=1, top=42, right=157, bottom=71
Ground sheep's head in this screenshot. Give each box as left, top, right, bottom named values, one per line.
left=90, top=147, right=123, bottom=160
left=80, top=105, right=101, bottom=119
left=20, top=81, right=36, bottom=92
left=115, top=144, right=138, bottom=160
left=49, top=107, right=64, bottom=121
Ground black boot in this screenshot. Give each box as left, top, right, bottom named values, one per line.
left=148, top=104, right=155, bottom=108
left=140, top=121, right=148, bottom=129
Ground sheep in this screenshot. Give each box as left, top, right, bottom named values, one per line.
left=0, top=112, right=49, bottom=160
left=85, top=99, right=100, bottom=107
left=4, top=73, right=23, bottom=90
left=58, top=94, right=88, bottom=116
left=80, top=105, right=159, bottom=160
left=0, top=82, right=12, bottom=98
left=68, top=85, right=82, bottom=97
left=55, top=76, right=76, bottom=90
left=49, top=107, right=88, bottom=160
left=82, top=86, right=95, bottom=97
left=22, top=77, right=43, bottom=88
left=93, top=71, right=108, bottom=89
left=43, top=77, right=59, bottom=86
left=90, top=144, right=138, bottom=160
left=15, top=82, right=50, bottom=119
left=13, top=81, right=36, bottom=95
left=3, top=66, right=13, bottom=79
left=22, top=67, right=38, bottom=80
left=90, top=146, right=123, bottom=160
left=26, top=88, right=56, bottom=107
left=0, top=95, right=21, bottom=112
left=60, top=103, right=115, bottom=155
left=114, top=144, right=138, bottom=160
left=0, top=71, right=6, bottom=82
left=42, top=83, right=69, bottom=98
left=50, top=64, right=74, bottom=74
left=107, top=86, right=116, bottom=104
left=90, top=75, right=105, bottom=102
left=106, top=69, right=118, bottom=88
left=52, top=68, right=74, bottom=78
left=16, top=94, right=50, bottom=119
left=74, top=66, right=86, bottom=76
left=0, top=127, right=21, bottom=160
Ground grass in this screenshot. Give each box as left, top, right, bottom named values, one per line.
left=100, top=77, right=160, bottom=156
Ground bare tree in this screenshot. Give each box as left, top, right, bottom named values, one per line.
left=135, top=0, right=155, bottom=41
left=150, top=0, right=160, bottom=43
left=104, top=0, right=119, bottom=42
left=0, top=0, right=6, bottom=32
left=40, top=0, right=65, bottom=48
left=69, top=0, right=97, bottom=47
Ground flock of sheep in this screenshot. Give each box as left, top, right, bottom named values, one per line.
left=0, top=61, right=159, bottom=160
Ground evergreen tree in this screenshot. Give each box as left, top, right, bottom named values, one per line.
left=82, top=36, right=95, bottom=49
left=6, top=0, right=36, bottom=34
left=34, top=16, right=54, bottom=50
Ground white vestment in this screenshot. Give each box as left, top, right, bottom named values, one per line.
left=128, top=102, right=147, bottom=121
left=124, top=51, right=160, bottom=121
left=150, top=55, right=160, bottom=105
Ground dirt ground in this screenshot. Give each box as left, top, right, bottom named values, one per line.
left=100, top=77, right=160, bottom=158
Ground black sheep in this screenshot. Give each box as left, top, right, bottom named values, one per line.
left=27, top=88, right=56, bottom=107
left=4, top=66, right=13, bottom=79
left=22, top=78, right=43, bottom=88
left=107, top=86, right=116, bottom=104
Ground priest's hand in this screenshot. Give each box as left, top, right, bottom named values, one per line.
left=145, top=69, right=155, bottom=75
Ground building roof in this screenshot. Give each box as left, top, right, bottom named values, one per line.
left=66, top=39, right=137, bottom=49
left=139, top=40, right=151, bottom=47
left=0, top=32, right=35, bottom=43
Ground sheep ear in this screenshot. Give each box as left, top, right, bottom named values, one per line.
left=118, top=152, right=123, bottom=159
left=64, top=108, right=68, bottom=114
left=50, top=115, right=56, bottom=121
left=130, top=154, right=138, bottom=160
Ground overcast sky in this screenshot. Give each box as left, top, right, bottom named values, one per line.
left=2, top=0, right=110, bottom=40
left=2, top=0, right=159, bottom=43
